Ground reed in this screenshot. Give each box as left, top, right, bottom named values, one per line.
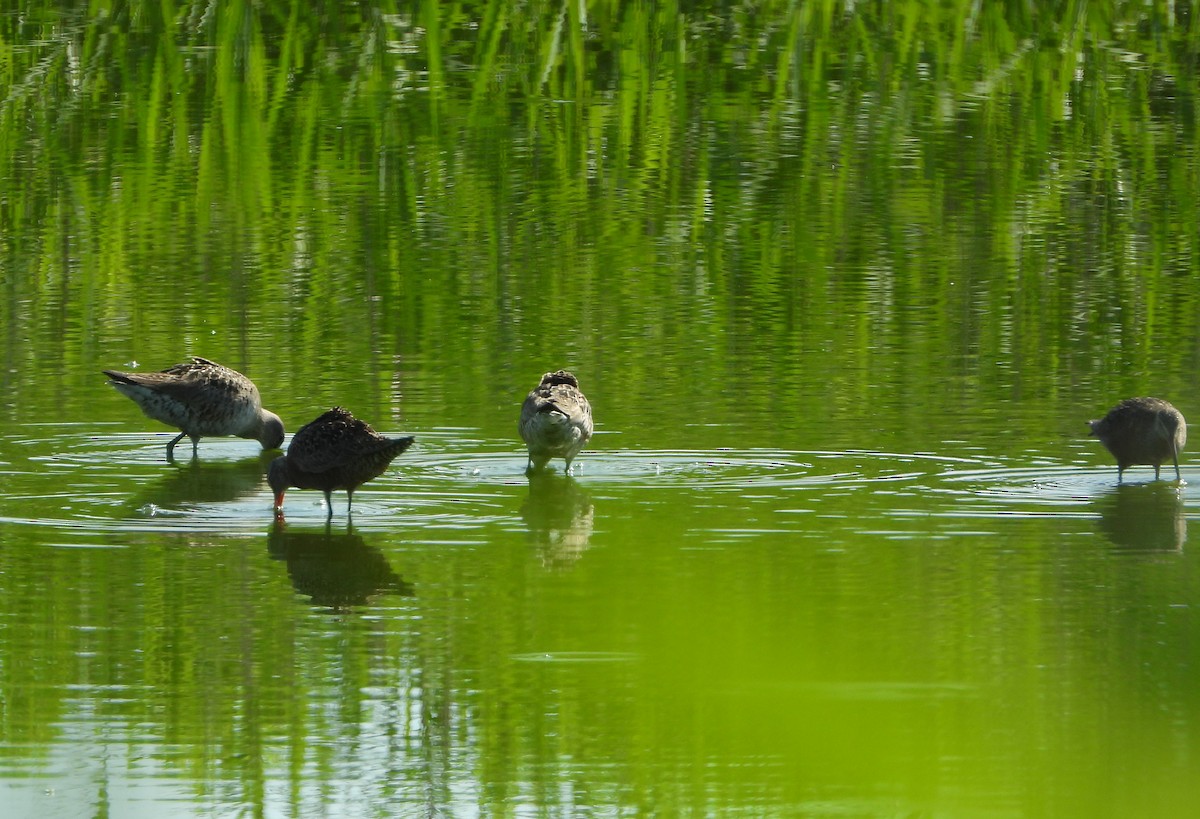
left=0, top=0, right=1196, bottom=423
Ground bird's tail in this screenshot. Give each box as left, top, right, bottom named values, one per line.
left=385, top=436, right=416, bottom=460
left=102, top=369, right=137, bottom=385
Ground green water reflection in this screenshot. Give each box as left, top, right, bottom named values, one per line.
left=3, top=1, right=1200, bottom=816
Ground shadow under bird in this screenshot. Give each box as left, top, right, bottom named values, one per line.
left=268, top=407, right=414, bottom=519
left=268, top=518, right=414, bottom=608
left=103, top=357, right=285, bottom=460
left=1088, top=397, right=1187, bottom=483
left=519, top=370, right=594, bottom=475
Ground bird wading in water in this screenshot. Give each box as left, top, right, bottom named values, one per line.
left=519, top=370, right=593, bottom=475
left=1088, top=397, right=1187, bottom=483
left=268, top=407, right=415, bottom=519
left=103, top=357, right=284, bottom=460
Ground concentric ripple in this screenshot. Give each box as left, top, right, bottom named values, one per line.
left=933, top=461, right=1192, bottom=513
left=407, top=448, right=982, bottom=490
left=5, top=429, right=1189, bottom=541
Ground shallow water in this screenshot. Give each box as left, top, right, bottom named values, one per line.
left=5, top=2, right=1200, bottom=816
left=6, top=423, right=1200, bottom=815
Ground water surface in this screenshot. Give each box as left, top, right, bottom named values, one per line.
left=3, top=2, right=1200, bottom=817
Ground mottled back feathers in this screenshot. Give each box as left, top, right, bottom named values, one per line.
left=103, top=356, right=284, bottom=456
left=269, top=407, right=415, bottom=517
left=1089, top=396, right=1187, bottom=481
left=289, top=407, right=412, bottom=474
left=519, top=370, right=594, bottom=474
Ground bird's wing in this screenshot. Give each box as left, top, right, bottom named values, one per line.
left=289, top=409, right=387, bottom=473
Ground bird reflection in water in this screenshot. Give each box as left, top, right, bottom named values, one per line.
left=267, top=518, right=413, bottom=609
left=1095, top=483, right=1186, bottom=553
left=131, top=451, right=278, bottom=515
left=521, top=471, right=595, bottom=569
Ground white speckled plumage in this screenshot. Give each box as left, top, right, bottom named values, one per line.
left=104, top=357, right=284, bottom=459
left=519, top=370, right=593, bottom=475
left=1088, top=396, right=1187, bottom=483
left=268, top=407, right=415, bottom=519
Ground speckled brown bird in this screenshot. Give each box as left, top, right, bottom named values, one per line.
left=1088, top=397, right=1187, bottom=483
left=268, top=407, right=414, bottom=518
left=103, top=357, right=284, bottom=460
left=519, top=370, right=593, bottom=475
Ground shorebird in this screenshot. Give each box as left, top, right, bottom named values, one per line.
left=268, top=407, right=414, bottom=519
left=519, top=370, right=593, bottom=475
left=103, top=357, right=284, bottom=460
left=1088, top=397, right=1187, bottom=483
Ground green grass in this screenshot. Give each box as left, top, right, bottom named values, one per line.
left=0, top=0, right=1197, bottom=418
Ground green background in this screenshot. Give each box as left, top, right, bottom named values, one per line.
left=2, top=2, right=1199, bottom=816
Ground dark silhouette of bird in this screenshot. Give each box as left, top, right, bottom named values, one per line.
left=267, top=518, right=414, bottom=608
left=519, top=370, right=593, bottom=475
left=1088, top=397, right=1186, bottom=483
left=103, top=357, right=284, bottom=460
left=268, top=407, right=414, bottom=519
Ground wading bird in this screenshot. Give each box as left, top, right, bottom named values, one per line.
left=1088, top=397, right=1186, bottom=483
left=103, top=357, right=284, bottom=460
left=519, top=370, right=593, bottom=475
left=268, top=407, right=414, bottom=519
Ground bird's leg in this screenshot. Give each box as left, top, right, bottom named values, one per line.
left=1173, top=446, right=1182, bottom=482
left=166, top=431, right=187, bottom=460
left=323, top=490, right=334, bottom=521
left=347, top=489, right=355, bottom=518
left=526, top=454, right=551, bottom=476
left=1154, top=464, right=1162, bottom=481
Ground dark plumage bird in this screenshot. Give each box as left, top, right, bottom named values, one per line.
left=519, top=370, right=593, bottom=475
left=1088, top=397, right=1187, bottom=483
left=103, top=357, right=284, bottom=460
left=268, top=407, right=414, bottom=518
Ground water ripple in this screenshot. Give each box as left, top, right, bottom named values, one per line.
left=408, top=448, right=979, bottom=489
left=2, top=430, right=1190, bottom=540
